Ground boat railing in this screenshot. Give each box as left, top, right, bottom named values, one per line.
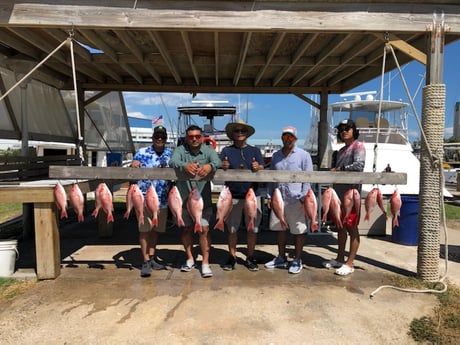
left=356, top=126, right=409, bottom=145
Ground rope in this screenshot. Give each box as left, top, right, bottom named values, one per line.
left=418, top=84, right=445, bottom=280
left=388, top=45, right=436, bottom=165
left=69, top=33, right=85, bottom=164
left=372, top=44, right=388, bottom=174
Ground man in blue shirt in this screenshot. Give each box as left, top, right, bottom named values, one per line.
left=220, top=119, right=265, bottom=271
left=265, top=126, right=313, bottom=274
left=131, top=125, right=173, bottom=277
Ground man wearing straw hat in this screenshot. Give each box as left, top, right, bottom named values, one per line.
left=219, top=119, right=265, bottom=272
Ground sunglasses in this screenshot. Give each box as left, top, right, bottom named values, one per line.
left=153, top=134, right=167, bottom=140
left=187, top=134, right=202, bottom=140
left=233, top=128, right=248, bottom=134
left=282, top=133, right=296, bottom=140
left=339, top=126, right=352, bottom=132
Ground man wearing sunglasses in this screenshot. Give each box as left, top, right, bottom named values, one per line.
left=169, top=125, right=222, bottom=278
left=220, top=119, right=265, bottom=272
left=265, top=126, right=313, bottom=274
left=322, top=119, right=365, bottom=276
left=130, top=125, right=173, bottom=277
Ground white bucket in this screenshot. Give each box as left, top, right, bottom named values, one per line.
left=0, top=239, right=19, bottom=277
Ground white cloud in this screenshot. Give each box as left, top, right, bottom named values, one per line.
left=127, top=111, right=150, bottom=119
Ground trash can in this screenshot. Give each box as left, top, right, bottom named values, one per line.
left=391, top=196, right=418, bottom=246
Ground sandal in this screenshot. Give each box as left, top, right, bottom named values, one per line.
left=335, top=264, right=354, bottom=276
left=322, top=259, right=343, bottom=269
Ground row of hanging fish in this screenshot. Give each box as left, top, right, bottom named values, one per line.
left=54, top=181, right=403, bottom=230
left=213, top=186, right=259, bottom=232
left=53, top=181, right=114, bottom=223
left=321, top=186, right=402, bottom=229
left=167, top=185, right=204, bottom=233
left=267, top=185, right=402, bottom=231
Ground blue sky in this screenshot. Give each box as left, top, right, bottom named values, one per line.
left=124, top=40, right=460, bottom=145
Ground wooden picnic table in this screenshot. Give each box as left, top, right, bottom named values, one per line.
left=0, top=179, right=119, bottom=279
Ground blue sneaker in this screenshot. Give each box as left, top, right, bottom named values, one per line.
left=264, top=256, right=288, bottom=269
left=288, top=258, right=302, bottom=274
left=140, top=261, right=152, bottom=277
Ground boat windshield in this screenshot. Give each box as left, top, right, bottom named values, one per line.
left=328, top=99, right=410, bottom=145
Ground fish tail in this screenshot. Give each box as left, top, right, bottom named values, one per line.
left=311, top=222, right=318, bottom=232
left=280, top=220, right=288, bottom=230
left=214, top=219, right=224, bottom=231
left=60, top=209, right=68, bottom=219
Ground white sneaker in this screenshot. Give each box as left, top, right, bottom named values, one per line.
left=181, top=259, right=195, bottom=272
left=288, top=259, right=302, bottom=274
left=264, top=256, right=288, bottom=269
left=201, top=264, right=213, bottom=278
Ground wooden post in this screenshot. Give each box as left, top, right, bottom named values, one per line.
left=34, top=202, right=61, bottom=279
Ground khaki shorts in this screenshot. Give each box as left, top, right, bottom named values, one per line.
left=139, top=207, right=168, bottom=233
left=181, top=206, right=213, bottom=228
left=225, top=197, right=262, bottom=233
left=269, top=200, right=308, bottom=235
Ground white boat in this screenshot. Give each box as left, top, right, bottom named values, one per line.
left=176, top=101, right=235, bottom=154
left=328, top=92, right=419, bottom=196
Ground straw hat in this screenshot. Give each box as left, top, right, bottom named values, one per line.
left=225, top=119, right=255, bottom=139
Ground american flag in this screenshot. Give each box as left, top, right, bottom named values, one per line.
left=152, top=115, right=163, bottom=125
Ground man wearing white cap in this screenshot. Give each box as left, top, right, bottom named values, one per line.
left=265, top=126, right=313, bottom=274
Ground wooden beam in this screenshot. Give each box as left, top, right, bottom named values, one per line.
left=181, top=31, right=200, bottom=85
left=387, top=33, right=427, bottom=65
left=293, top=33, right=350, bottom=86
left=233, top=32, right=251, bottom=86
left=147, top=31, right=180, bottom=84
left=254, top=32, right=285, bottom=86
left=273, top=33, right=318, bottom=86
left=49, top=166, right=407, bottom=186
left=3, top=2, right=460, bottom=33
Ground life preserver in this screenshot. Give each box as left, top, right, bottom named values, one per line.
left=203, top=136, right=217, bottom=150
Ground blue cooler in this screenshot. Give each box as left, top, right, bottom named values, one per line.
left=391, top=196, right=418, bottom=246
left=106, top=152, right=122, bottom=167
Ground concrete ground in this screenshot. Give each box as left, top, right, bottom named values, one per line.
left=1, top=207, right=459, bottom=344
